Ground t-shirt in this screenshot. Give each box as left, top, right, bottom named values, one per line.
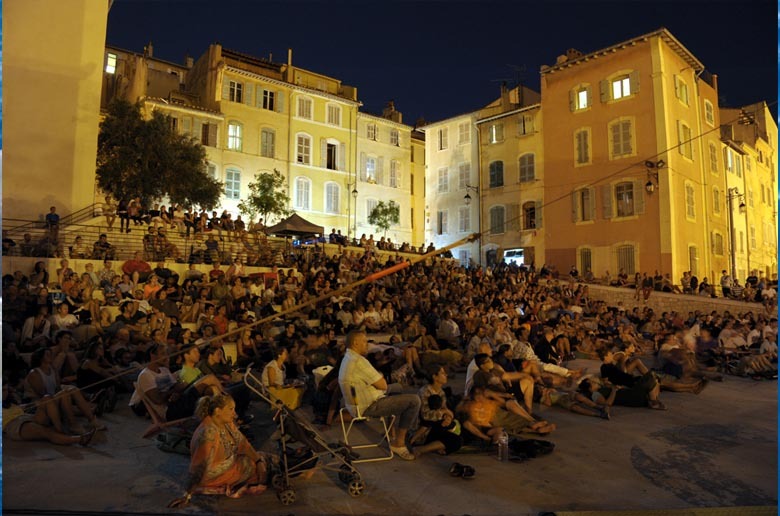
left=600, top=363, right=637, bottom=387
left=338, top=348, right=384, bottom=417
left=178, top=365, right=202, bottom=385
left=129, top=366, right=177, bottom=416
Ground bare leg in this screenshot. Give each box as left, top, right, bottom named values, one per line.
left=518, top=376, right=534, bottom=413
left=625, top=358, right=649, bottom=375
left=413, top=440, right=446, bottom=457
left=18, top=421, right=82, bottom=445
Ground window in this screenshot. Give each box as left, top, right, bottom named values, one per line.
left=262, top=90, right=276, bottom=111
left=735, top=154, right=742, bottom=177
left=748, top=188, right=754, bottom=207
left=458, top=162, right=471, bottom=190
left=366, top=157, right=377, bottom=183
left=207, top=163, right=217, bottom=179
left=709, top=143, right=719, bottom=174
left=489, top=206, right=505, bottom=235
left=367, top=123, right=377, bottom=140
left=410, top=173, right=414, bottom=195
left=327, top=105, right=341, bottom=126
left=389, top=129, right=400, bottom=146
left=758, top=149, right=764, bottom=163
left=601, top=72, right=639, bottom=103
left=579, top=248, right=592, bottom=275
left=761, top=185, right=766, bottom=204
left=609, top=119, right=633, bottom=158
left=297, top=97, right=312, bottom=119
left=713, top=232, right=724, bottom=255
left=389, top=160, right=399, bottom=188
left=575, top=129, right=590, bottom=165
left=169, top=116, right=178, bottom=132
left=522, top=201, right=537, bottom=230
left=489, top=123, right=504, bottom=144
left=616, top=244, right=636, bottom=275
left=437, top=210, right=448, bottom=235
left=229, top=81, right=243, bottom=103
left=611, top=75, right=631, bottom=100
left=458, top=250, right=471, bottom=267
left=572, top=187, right=595, bottom=222
left=688, top=246, right=699, bottom=276
left=750, top=226, right=757, bottom=249
left=745, top=155, right=752, bottom=172
left=296, top=134, right=311, bottom=165
left=438, top=128, right=449, bottom=150
left=325, top=183, right=339, bottom=214
left=678, top=121, right=693, bottom=159
left=570, top=85, right=591, bottom=111
left=260, top=129, right=275, bottom=158
left=366, top=199, right=378, bottom=219
left=438, top=168, right=449, bottom=194
left=227, top=122, right=243, bottom=151
left=739, top=231, right=744, bottom=253
left=685, top=183, right=696, bottom=219
left=674, top=75, right=689, bottom=105
left=519, top=154, right=535, bottom=182
left=489, top=161, right=504, bottom=188
left=704, top=100, right=715, bottom=126
left=615, top=182, right=635, bottom=217
left=325, top=143, right=338, bottom=170
left=295, top=177, right=311, bottom=210
left=518, top=115, right=535, bottom=136
left=713, top=187, right=721, bottom=215
left=225, top=169, right=241, bottom=200
left=201, top=123, right=217, bottom=147
left=458, top=122, right=470, bottom=144
left=459, top=207, right=471, bottom=232
left=105, top=52, right=117, bottom=74
left=724, top=148, right=734, bottom=173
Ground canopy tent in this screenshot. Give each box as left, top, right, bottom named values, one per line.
left=265, top=213, right=324, bottom=238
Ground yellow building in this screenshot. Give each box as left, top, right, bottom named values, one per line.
left=541, top=28, right=729, bottom=283
left=4, top=0, right=110, bottom=220
left=476, top=85, right=544, bottom=267
left=355, top=103, right=416, bottom=247
left=721, top=103, right=778, bottom=282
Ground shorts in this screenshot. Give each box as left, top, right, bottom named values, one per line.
left=550, top=391, right=573, bottom=410
left=4, top=414, right=35, bottom=441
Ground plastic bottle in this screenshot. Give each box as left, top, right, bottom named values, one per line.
left=498, top=431, right=509, bottom=462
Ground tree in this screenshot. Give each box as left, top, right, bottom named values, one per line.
left=237, top=169, right=293, bottom=225
left=367, top=200, right=400, bottom=237
left=96, top=99, right=224, bottom=209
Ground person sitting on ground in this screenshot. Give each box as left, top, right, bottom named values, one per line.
left=578, top=373, right=666, bottom=411
left=600, top=346, right=705, bottom=394
left=167, top=394, right=271, bottom=508
left=539, top=385, right=610, bottom=419
left=338, top=330, right=421, bottom=460
left=412, top=364, right=463, bottom=457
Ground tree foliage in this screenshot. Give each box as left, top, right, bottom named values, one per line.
left=96, top=99, right=224, bottom=209
left=367, top=200, right=400, bottom=236
left=237, top=169, right=293, bottom=225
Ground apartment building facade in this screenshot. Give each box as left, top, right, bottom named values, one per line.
left=541, top=28, right=731, bottom=283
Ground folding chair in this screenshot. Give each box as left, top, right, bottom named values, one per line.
left=339, top=385, right=395, bottom=463
left=134, top=383, right=197, bottom=439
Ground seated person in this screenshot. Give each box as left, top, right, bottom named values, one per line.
left=578, top=375, right=666, bottom=410
left=92, top=234, right=116, bottom=260
left=412, top=364, right=463, bottom=457
left=539, top=386, right=610, bottom=419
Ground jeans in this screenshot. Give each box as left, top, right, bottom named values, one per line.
left=363, top=393, right=420, bottom=430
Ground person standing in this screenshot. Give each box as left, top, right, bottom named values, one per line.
left=720, top=270, right=733, bottom=299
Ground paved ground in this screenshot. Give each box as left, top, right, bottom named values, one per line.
left=3, top=359, right=777, bottom=516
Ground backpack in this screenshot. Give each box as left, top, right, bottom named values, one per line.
left=508, top=438, right=555, bottom=460
left=155, top=429, right=192, bottom=455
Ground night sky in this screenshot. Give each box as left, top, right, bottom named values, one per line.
left=106, top=0, right=778, bottom=123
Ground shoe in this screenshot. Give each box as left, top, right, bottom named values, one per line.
left=693, top=379, right=708, bottom=394
left=89, top=420, right=108, bottom=431
left=600, top=408, right=611, bottom=420
left=79, top=427, right=97, bottom=446
left=390, top=445, right=415, bottom=460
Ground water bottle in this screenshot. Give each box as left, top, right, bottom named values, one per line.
left=498, top=431, right=509, bottom=462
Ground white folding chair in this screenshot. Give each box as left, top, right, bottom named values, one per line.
left=339, top=385, right=395, bottom=463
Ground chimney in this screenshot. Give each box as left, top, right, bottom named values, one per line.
left=287, top=48, right=293, bottom=67
left=144, top=41, right=153, bottom=58
left=184, top=54, right=193, bottom=68
left=566, top=48, right=583, bottom=60
left=415, top=117, right=427, bottom=129
left=555, top=54, right=567, bottom=65
left=500, top=82, right=511, bottom=111
left=382, top=100, right=402, bottom=123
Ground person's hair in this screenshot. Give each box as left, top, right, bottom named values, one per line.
left=427, top=394, right=443, bottom=411
left=83, top=338, right=104, bottom=360
left=497, top=344, right=511, bottom=356
left=345, top=330, right=366, bottom=349
left=577, top=379, right=593, bottom=396
left=474, top=353, right=491, bottom=367
left=194, top=393, right=234, bottom=420
left=597, top=348, right=609, bottom=361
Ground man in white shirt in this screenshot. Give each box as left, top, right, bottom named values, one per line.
left=436, top=310, right=461, bottom=348
left=338, top=331, right=420, bottom=460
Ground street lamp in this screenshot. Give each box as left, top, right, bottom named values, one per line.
left=464, top=184, right=481, bottom=266
left=352, top=187, right=358, bottom=243
left=644, top=159, right=665, bottom=194
left=727, top=187, right=746, bottom=281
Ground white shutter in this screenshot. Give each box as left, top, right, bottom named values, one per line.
left=320, top=138, right=327, bottom=168
left=244, top=83, right=252, bottom=105
left=535, top=201, right=543, bottom=228
left=376, top=157, right=384, bottom=185
left=600, top=80, right=609, bottom=102
left=602, top=185, right=612, bottom=219
left=572, top=191, right=580, bottom=222
left=276, top=91, right=284, bottom=113
left=396, top=162, right=402, bottom=189
left=635, top=181, right=645, bottom=214
left=257, top=88, right=265, bottom=108
left=221, top=79, right=230, bottom=100
left=360, top=152, right=367, bottom=181
left=338, top=143, right=346, bottom=171
left=630, top=71, right=640, bottom=94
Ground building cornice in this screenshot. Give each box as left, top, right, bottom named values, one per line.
left=476, top=104, right=541, bottom=125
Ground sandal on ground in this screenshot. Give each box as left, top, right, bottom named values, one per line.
left=648, top=400, right=667, bottom=410
left=460, top=464, right=476, bottom=479
left=599, top=408, right=611, bottom=420
left=89, top=420, right=108, bottom=431
left=390, top=445, right=415, bottom=461
left=449, top=462, right=464, bottom=477
left=79, top=427, right=97, bottom=446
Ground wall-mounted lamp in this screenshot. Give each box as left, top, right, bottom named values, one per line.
left=644, top=159, right=665, bottom=194
left=464, top=184, right=479, bottom=205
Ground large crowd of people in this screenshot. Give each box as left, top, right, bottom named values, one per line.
left=2, top=222, right=778, bottom=502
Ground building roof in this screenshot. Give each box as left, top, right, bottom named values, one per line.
left=476, top=103, right=541, bottom=125
left=144, top=96, right=223, bottom=117
left=540, top=27, right=705, bottom=75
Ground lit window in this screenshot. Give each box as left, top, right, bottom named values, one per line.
left=327, top=105, right=341, bottom=126
left=227, top=122, right=243, bottom=151
left=571, top=85, right=591, bottom=111
left=366, top=157, right=377, bottom=183
left=390, top=129, right=399, bottom=146
left=489, top=161, right=504, bottom=188
left=519, top=154, right=535, bottom=182
left=489, top=123, right=504, bottom=144
left=612, top=76, right=631, bottom=100
left=325, top=183, right=339, bottom=213
left=225, top=169, right=241, bottom=200
left=105, top=53, right=117, bottom=74
left=296, top=134, right=311, bottom=164
left=261, top=129, right=275, bottom=158
left=522, top=201, right=537, bottom=230
left=297, top=97, right=312, bottom=119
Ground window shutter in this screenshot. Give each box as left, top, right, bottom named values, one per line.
left=339, top=143, right=346, bottom=171
left=208, top=123, right=217, bottom=147
left=320, top=138, right=327, bottom=168
left=630, top=71, right=640, bottom=94
left=527, top=116, right=535, bottom=133
left=600, top=80, right=609, bottom=102
left=673, top=75, right=680, bottom=99
left=572, top=191, right=580, bottom=222
left=677, top=121, right=684, bottom=155
left=535, top=201, right=543, bottom=228
left=182, top=117, right=191, bottom=137
left=508, top=203, right=520, bottom=231
left=710, top=231, right=715, bottom=254
left=257, top=88, right=264, bottom=108
left=602, top=185, right=612, bottom=219
left=276, top=91, right=284, bottom=113
left=586, top=86, right=593, bottom=107
left=589, top=187, right=597, bottom=220
left=635, top=181, right=645, bottom=214
left=377, top=157, right=384, bottom=185
left=622, top=121, right=632, bottom=155
left=395, top=162, right=402, bottom=188
left=244, top=83, right=253, bottom=105
left=360, top=152, right=367, bottom=181
left=611, top=123, right=620, bottom=156
left=569, top=90, right=575, bottom=111
left=221, top=79, right=230, bottom=100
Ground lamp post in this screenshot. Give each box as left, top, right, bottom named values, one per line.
left=464, top=184, right=481, bottom=266
left=726, top=187, right=746, bottom=281
left=352, top=186, right=358, bottom=245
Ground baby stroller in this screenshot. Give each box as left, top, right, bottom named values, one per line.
left=243, top=367, right=366, bottom=506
